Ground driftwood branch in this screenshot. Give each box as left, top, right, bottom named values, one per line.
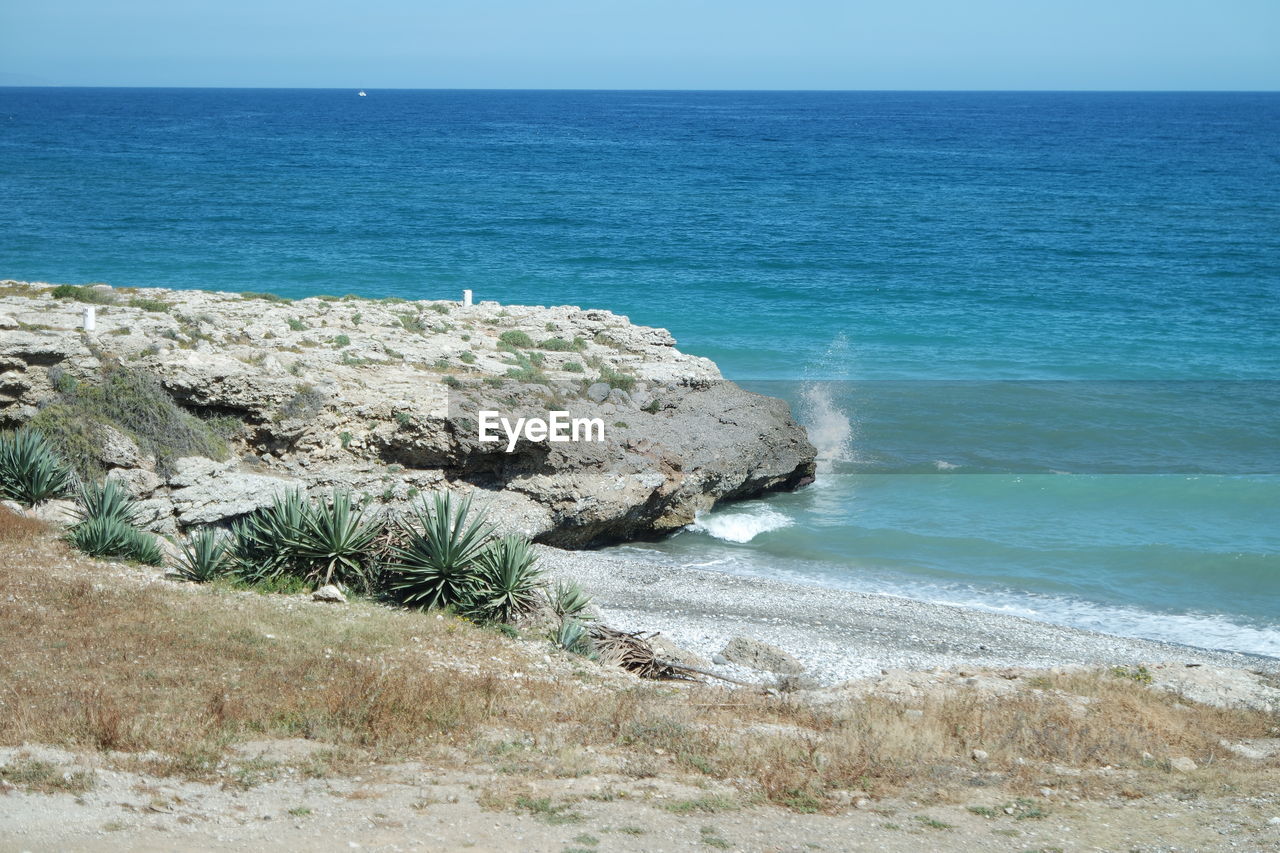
left=585, top=624, right=770, bottom=690
left=653, top=659, right=769, bottom=689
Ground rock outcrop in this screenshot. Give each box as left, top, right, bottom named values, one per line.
left=0, top=280, right=815, bottom=544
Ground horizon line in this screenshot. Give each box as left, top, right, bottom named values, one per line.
left=2, top=85, right=1279, bottom=94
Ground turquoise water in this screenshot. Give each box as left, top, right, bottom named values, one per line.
left=2, top=89, right=1277, bottom=653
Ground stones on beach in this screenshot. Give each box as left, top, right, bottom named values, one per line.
left=1169, top=756, right=1197, bottom=773
left=717, top=635, right=805, bottom=674
left=647, top=633, right=711, bottom=669
left=971, top=748, right=989, bottom=763
left=312, top=585, right=346, bottom=604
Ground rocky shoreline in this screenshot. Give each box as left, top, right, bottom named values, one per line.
left=0, top=280, right=815, bottom=545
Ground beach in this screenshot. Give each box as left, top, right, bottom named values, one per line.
left=542, top=545, right=1280, bottom=685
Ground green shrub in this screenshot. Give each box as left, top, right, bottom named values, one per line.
left=595, top=363, right=636, bottom=392
left=0, top=428, right=75, bottom=507
left=240, top=291, right=292, bottom=304
left=51, top=284, right=116, bottom=304
left=464, top=535, right=543, bottom=624
left=459, top=352, right=475, bottom=364
left=127, top=297, right=170, bottom=312
left=29, top=363, right=229, bottom=480
left=286, top=490, right=382, bottom=589
left=429, top=304, right=451, bottom=315
left=390, top=493, right=494, bottom=610
left=398, top=314, right=427, bottom=334
left=562, top=361, right=584, bottom=373
left=174, top=527, right=230, bottom=582
left=280, top=385, right=326, bottom=420
left=286, top=318, right=308, bottom=332
left=538, top=336, right=586, bottom=352
left=502, top=351, right=548, bottom=384
left=332, top=334, right=351, bottom=348
left=498, top=330, right=534, bottom=348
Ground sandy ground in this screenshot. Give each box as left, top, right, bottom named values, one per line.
left=539, top=545, right=1280, bottom=685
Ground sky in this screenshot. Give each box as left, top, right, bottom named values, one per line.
left=1, top=0, right=1277, bottom=90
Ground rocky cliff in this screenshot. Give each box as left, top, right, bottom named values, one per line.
left=0, top=281, right=815, bottom=545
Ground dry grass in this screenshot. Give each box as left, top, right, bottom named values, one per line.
left=0, top=507, right=48, bottom=542
left=1, top=510, right=1277, bottom=811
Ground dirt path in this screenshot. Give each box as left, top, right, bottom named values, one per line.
left=3, top=746, right=1279, bottom=852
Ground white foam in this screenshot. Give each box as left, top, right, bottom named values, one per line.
left=798, top=383, right=854, bottom=475
left=687, top=505, right=794, bottom=543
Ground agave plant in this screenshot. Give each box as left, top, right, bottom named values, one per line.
left=550, top=617, right=596, bottom=659
left=66, top=515, right=162, bottom=564
left=548, top=578, right=593, bottom=622
left=67, top=515, right=135, bottom=558
left=73, top=478, right=140, bottom=527
left=390, top=492, right=493, bottom=610
left=227, top=489, right=309, bottom=583
left=287, top=490, right=382, bottom=588
left=174, top=527, right=230, bottom=582
left=123, top=526, right=164, bottom=566
left=0, top=428, right=75, bottom=507
left=67, top=478, right=163, bottom=564
left=464, top=534, right=544, bottom=624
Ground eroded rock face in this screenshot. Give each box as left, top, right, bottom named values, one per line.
left=0, top=281, right=816, bottom=544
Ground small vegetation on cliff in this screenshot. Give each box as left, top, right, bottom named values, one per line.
left=0, top=428, right=75, bottom=507
left=29, top=363, right=230, bottom=480
left=278, top=385, right=327, bottom=421
left=593, top=362, right=636, bottom=392
left=51, top=283, right=116, bottom=304
left=498, top=330, right=535, bottom=348
left=537, top=336, right=587, bottom=352
left=501, top=351, right=549, bottom=384
left=127, top=296, right=171, bottom=313
left=239, top=291, right=293, bottom=304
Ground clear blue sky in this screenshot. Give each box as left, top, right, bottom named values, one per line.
left=2, top=0, right=1277, bottom=89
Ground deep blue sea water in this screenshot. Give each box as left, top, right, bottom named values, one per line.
left=2, top=89, right=1277, bottom=654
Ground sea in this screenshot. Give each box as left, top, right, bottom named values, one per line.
left=2, top=88, right=1276, bottom=656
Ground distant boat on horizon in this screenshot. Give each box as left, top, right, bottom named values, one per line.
left=357, top=90, right=367, bottom=97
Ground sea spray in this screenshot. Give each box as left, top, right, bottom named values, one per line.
left=798, top=384, right=854, bottom=475
left=687, top=504, right=793, bottom=543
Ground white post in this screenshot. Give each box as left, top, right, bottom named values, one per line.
left=462, top=289, right=473, bottom=307
left=82, top=306, right=96, bottom=332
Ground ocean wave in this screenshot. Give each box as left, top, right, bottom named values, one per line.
left=687, top=505, right=794, bottom=543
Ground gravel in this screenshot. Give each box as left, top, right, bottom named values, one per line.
left=537, top=545, right=1280, bottom=685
